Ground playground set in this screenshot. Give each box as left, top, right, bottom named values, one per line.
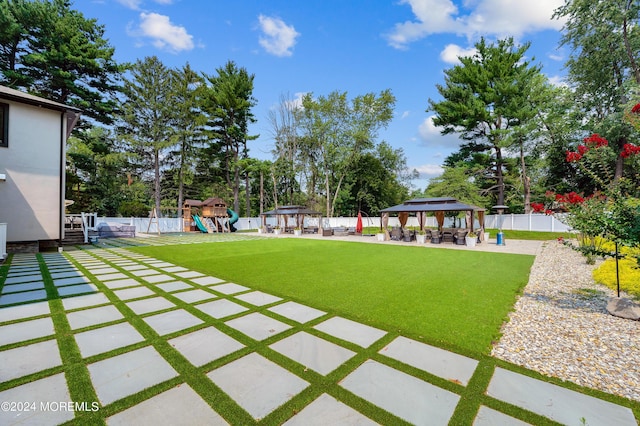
left=183, top=198, right=239, bottom=233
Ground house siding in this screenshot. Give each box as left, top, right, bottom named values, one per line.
left=0, top=100, right=64, bottom=243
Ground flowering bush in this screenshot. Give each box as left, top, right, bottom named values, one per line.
left=534, top=104, right=640, bottom=275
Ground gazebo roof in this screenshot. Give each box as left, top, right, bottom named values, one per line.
left=380, top=197, right=485, bottom=213
left=261, top=205, right=322, bottom=216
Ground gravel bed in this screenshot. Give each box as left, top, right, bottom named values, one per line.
left=492, top=240, right=640, bottom=402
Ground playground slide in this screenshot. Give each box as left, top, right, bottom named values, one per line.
left=192, top=215, right=208, bottom=233
left=227, top=209, right=239, bottom=232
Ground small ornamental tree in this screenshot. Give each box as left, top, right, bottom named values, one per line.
left=534, top=105, right=640, bottom=296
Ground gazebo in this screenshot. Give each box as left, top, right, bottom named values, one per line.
left=380, top=197, right=486, bottom=240
left=260, top=205, right=322, bottom=233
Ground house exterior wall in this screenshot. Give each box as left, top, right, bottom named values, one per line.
left=0, top=100, right=64, bottom=243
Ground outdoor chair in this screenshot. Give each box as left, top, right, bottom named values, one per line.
left=390, top=227, right=402, bottom=241
left=402, top=229, right=414, bottom=242
left=442, top=230, right=454, bottom=243
left=453, top=229, right=468, bottom=245
left=431, top=230, right=441, bottom=244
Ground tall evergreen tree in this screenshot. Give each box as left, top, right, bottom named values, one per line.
left=117, top=56, right=174, bottom=217
left=0, top=0, right=123, bottom=125
left=429, top=37, right=542, bottom=208
left=201, top=61, right=257, bottom=213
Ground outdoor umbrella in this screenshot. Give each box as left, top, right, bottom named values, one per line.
left=356, top=211, right=363, bottom=233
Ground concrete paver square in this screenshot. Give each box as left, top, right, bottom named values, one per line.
left=126, top=297, right=175, bottom=315
left=0, top=301, right=50, bottom=323
left=340, top=360, right=460, bottom=426
left=0, top=317, right=55, bottom=346
left=0, top=339, right=61, bottom=381
left=191, top=276, right=224, bottom=285
left=172, top=289, right=217, bottom=303
left=0, top=373, right=75, bottom=425
left=207, top=352, right=308, bottom=420
left=143, top=309, right=204, bottom=335
left=225, top=312, right=291, bottom=341
left=147, top=261, right=174, bottom=266
left=114, top=286, right=155, bottom=301
left=95, top=273, right=129, bottom=281
left=235, top=291, right=282, bottom=306
left=169, top=326, right=244, bottom=367
left=67, top=305, right=124, bottom=329
left=106, top=384, right=227, bottom=426
left=268, top=301, right=326, bottom=324
left=195, top=299, right=247, bottom=319
left=3, top=274, right=42, bottom=284
left=270, top=332, right=355, bottom=375
left=487, top=367, right=638, bottom=426
left=162, top=266, right=188, bottom=273
left=210, top=283, right=250, bottom=295
left=142, top=274, right=174, bottom=284
left=0, top=289, right=48, bottom=306
left=474, top=406, right=531, bottom=426
left=88, top=267, right=118, bottom=274
left=121, top=264, right=148, bottom=271
left=129, top=268, right=160, bottom=277
left=1, top=281, right=45, bottom=294
left=155, top=281, right=192, bottom=293
left=314, top=317, right=386, bottom=348
left=380, top=336, right=478, bottom=386
left=75, top=322, right=145, bottom=358
left=282, top=393, right=378, bottom=426
left=88, top=346, right=178, bottom=405
left=53, top=276, right=90, bottom=287
left=50, top=271, right=84, bottom=280
left=102, top=278, right=140, bottom=289
left=174, top=271, right=204, bottom=279
left=57, top=283, right=98, bottom=296
left=62, top=293, right=110, bottom=311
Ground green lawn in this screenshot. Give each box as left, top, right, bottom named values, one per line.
left=132, top=238, right=534, bottom=356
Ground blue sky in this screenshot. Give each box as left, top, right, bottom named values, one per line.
left=76, top=0, right=568, bottom=191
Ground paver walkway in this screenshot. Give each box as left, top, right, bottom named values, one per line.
left=0, top=236, right=637, bottom=425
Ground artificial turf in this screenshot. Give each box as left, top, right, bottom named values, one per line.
left=131, top=238, right=535, bottom=356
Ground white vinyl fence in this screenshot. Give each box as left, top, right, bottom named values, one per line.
left=90, top=213, right=571, bottom=235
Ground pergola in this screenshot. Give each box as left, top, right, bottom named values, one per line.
left=260, top=205, right=322, bottom=233
left=380, top=197, right=486, bottom=238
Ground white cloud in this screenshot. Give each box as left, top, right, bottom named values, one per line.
left=401, top=110, right=410, bottom=119
left=116, top=0, right=143, bottom=9
left=258, top=15, right=300, bottom=57
left=415, top=164, right=445, bottom=178
left=137, top=12, right=194, bottom=53
left=547, top=75, right=568, bottom=87
left=154, top=0, right=173, bottom=4
left=418, top=115, right=462, bottom=147
left=387, top=0, right=565, bottom=49
left=440, top=44, right=477, bottom=64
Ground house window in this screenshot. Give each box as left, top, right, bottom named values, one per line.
left=0, top=103, right=7, bottom=147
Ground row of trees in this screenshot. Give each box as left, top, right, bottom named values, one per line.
left=1, top=0, right=639, bottom=220
left=1, top=0, right=412, bottom=218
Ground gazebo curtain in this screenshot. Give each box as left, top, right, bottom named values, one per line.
left=398, top=212, right=409, bottom=228
left=418, top=212, right=426, bottom=231
left=382, top=212, right=390, bottom=240
left=435, top=211, right=445, bottom=230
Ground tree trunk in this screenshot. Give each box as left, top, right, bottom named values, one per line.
left=245, top=170, right=250, bottom=217
left=259, top=169, right=264, bottom=215
left=495, top=146, right=505, bottom=206
left=154, top=148, right=161, bottom=217
left=520, top=143, right=531, bottom=213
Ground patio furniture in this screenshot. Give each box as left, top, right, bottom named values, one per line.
left=453, top=229, right=468, bottom=245
left=322, top=228, right=333, bottom=237
left=442, top=230, right=454, bottom=243
left=390, top=227, right=402, bottom=241
left=402, top=229, right=414, bottom=242
left=431, top=230, right=441, bottom=244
